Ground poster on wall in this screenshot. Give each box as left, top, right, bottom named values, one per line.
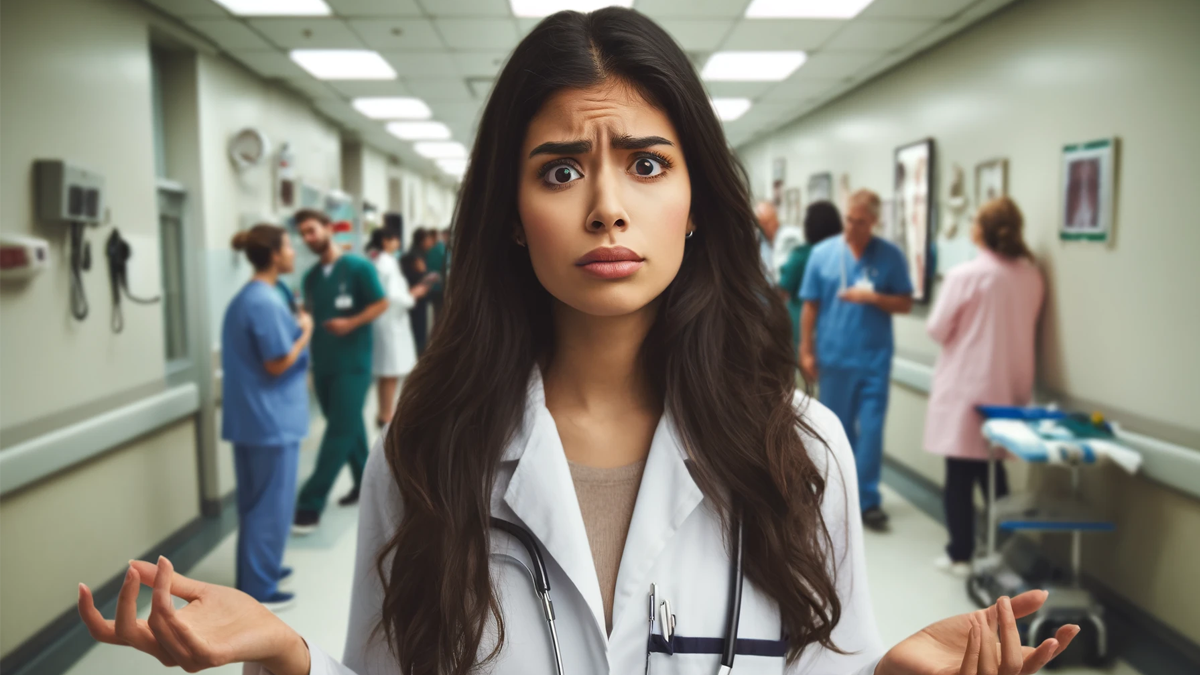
left=1061, top=138, right=1116, bottom=242
left=893, top=138, right=935, bottom=302
left=782, top=187, right=802, bottom=225
left=976, top=158, right=1008, bottom=205
left=807, top=172, right=833, bottom=204
left=771, top=157, right=786, bottom=207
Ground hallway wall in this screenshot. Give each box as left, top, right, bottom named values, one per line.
left=738, top=0, right=1200, bottom=645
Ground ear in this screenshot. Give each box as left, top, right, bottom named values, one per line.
left=512, top=222, right=527, bottom=247
left=685, top=215, right=696, bottom=238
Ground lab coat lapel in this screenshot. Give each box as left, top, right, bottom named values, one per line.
left=609, top=412, right=704, bottom=636
left=501, top=373, right=608, bottom=642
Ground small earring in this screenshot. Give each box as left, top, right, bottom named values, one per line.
left=685, top=230, right=695, bottom=239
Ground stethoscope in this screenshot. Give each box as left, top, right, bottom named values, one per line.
left=489, top=516, right=745, bottom=675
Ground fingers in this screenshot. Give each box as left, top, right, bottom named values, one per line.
left=977, top=609, right=999, bottom=675
left=1019, top=638, right=1060, bottom=674
left=114, top=566, right=177, bottom=666
left=148, top=557, right=194, bottom=666
left=997, top=597, right=1024, bottom=675
left=1053, top=624, right=1081, bottom=656
left=77, top=584, right=118, bottom=644
left=1008, top=589, right=1050, bottom=619
left=130, top=558, right=206, bottom=601
left=958, top=617, right=982, bottom=675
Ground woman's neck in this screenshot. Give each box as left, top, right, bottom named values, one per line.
left=542, top=301, right=659, bottom=417
left=252, top=269, right=279, bottom=286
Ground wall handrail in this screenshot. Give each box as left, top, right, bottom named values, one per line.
left=890, top=356, right=1200, bottom=501
left=0, top=383, right=200, bottom=497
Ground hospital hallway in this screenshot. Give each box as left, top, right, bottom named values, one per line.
left=61, top=406, right=1143, bottom=675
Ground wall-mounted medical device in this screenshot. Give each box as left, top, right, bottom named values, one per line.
left=35, top=159, right=107, bottom=320
left=35, top=159, right=107, bottom=225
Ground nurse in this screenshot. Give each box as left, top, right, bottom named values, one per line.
left=292, top=209, right=388, bottom=532
left=800, top=190, right=914, bottom=531
left=79, top=9, right=1078, bottom=675
left=221, top=225, right=312, bottom=610
left=365, top=223, right=427, bottom=428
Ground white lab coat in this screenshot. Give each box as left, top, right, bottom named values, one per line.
left=370, top=252, right=418, bottom=378
left=248, top=369, right=884, bottom=675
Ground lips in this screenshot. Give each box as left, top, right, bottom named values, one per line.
left=575, top=246, right=644, bottom=280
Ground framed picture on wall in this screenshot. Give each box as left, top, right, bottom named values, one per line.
left=782, top=187, right=802, bottom=225
left=976, top=158, right=1008, bottom=205
left=807, top=172, right=833, bottom=203
left=771, top=157, right=786, bottom=207
left=1061, top=138, right=1116, bottom=242
left=893, top=138, right=935, bottom=302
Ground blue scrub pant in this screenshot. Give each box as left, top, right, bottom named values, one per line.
left=818, top=367, right=890, bottom=512
left=233, top=443, right=299, bottom=601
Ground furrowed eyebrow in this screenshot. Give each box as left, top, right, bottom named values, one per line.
left=611, top=134, right=674, bottom=150
left=529, top=140, right=592, bottom=157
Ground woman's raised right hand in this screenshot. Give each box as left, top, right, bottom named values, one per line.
left=78, top=556, right=311, bottom=675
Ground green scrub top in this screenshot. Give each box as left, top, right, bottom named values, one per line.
left=302, top=254, right=385, bottom=376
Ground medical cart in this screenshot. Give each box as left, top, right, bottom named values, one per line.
left=966, top=407, right=1142, bottom=668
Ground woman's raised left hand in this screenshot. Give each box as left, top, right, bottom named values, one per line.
left=877, top=590, right=1080, bottom=675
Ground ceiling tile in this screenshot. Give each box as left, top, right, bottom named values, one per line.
left=822, top=19, right=936, bottom=50
left=283, top=76, right=342, bottom=100
left=703, top=80, right=778, bottom=99
left=228, top=50, right=309, bottom=78
left=655, top=19, right=735, bottom=51
left=247, top=18, right=365, bottom=49
left=516, top=17, right=541, bottom=36
left=326, top=0, right=425, bottom=16
left=760, top=77, right=840, bottom=102
left=635, top=0, right=750, bottom=19
left=382, top=52, right=461, bottom=77
left=417, top=0, right=512, bottom=18
left=789, top=50, right=883, bottom=79
left=142, top=0, right=229, bottom=17
left=348, top=19, right=446, bottom=50
left=454, top=51, right=511, bottom=77
left=721, top=19, right=846, bottom=50
left=857, top=0, right=976, bottom=20
left=326, top=80, right=414, bottom=97
left=434, top=18, right=520, bottom=50
left=429, top=100, right=484, bottom=123
left=184, top=18, right=275, bottom=50
left=404, top=78, right=474, bottom=101
left=314, top=97, right=363, bottom=123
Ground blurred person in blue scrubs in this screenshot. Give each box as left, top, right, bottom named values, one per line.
left=800, top=189, right=913, bottom=531
left=753, top=200, right=779, bottom=279
left=222, top=224, right=313, bottom=611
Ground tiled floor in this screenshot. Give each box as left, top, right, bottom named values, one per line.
left=66, top=442, right=1142, bottom=674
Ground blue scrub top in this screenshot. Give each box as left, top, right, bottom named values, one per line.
left=221, top=280, right=310, bottom=446
left=799, top=236, right=913, bottom=373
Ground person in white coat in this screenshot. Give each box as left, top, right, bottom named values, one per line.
left=365, top=224, right=427, bottom=429
left=77, top=9, right=1079, bottom=675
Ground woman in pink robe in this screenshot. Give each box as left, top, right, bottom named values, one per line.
left=924, top=197, right=1044, bottom=574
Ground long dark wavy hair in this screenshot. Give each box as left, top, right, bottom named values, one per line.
left=379, top=8, right=840, bottom=674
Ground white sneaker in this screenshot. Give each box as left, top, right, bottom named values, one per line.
left=934, top=554, right=972, bottom=578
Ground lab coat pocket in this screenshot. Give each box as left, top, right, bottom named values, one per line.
left=646, top=636, right=787, bottom=675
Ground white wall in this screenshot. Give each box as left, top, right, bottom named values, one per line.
left=738, top=0, right=1200, bottom=642
left=0, top=0, right=165, bottom=428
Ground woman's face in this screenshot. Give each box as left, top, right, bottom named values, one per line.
left=516, top=81, right=693, bottom=318
left=275, top=236, right=296, bottom=274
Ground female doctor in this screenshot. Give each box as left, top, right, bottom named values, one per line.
left=77, top=9, right=1078, bottom=675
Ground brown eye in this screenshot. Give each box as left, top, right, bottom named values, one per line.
left=544, top=164, right=581, bottom=186
left=632, top=157, right=664, bottom=177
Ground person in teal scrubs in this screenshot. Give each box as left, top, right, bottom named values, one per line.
left=800, top=190, right=913, bottom=532
left=222, top=224, right=312, bottom=610
left=293, top=209, right=388, bottom=533
left=778, top=201, right=843, bottom=359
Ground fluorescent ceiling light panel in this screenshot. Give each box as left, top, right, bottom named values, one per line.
left=387, top=121, right=452, bottom=140
left=711, top=98, right=752, bottom=121
left=353, top=97, right=431, bottom=120
left=212, top=0, right=331, bottom=16
left=290, top=50, right=396, bottom=80
left=414, top=142, right=468, bottom=159
left=437, top=159, right=469, bottom=176
left=509, top=1, right=633, bottom=18
left=745, top=0, right=876, bottom=19
left=701, top=51, right=807, bottom=81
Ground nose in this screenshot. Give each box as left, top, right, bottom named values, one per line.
left=585, top=168, right=629, bottom=235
